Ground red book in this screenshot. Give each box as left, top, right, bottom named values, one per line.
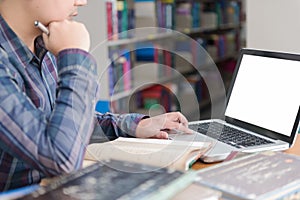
left=106, top=1, right=113, bottom=40
left=122, top=57, right=131, bottom=91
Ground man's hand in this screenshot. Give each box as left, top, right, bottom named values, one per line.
left=42, top=20, right=90, bottom=56
left=135, top=112, right=193, bottom=139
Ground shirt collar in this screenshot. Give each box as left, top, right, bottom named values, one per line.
left=0, top=15, right=48, bottom=66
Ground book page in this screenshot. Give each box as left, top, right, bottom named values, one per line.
left=85, top=137, right=211, bottom=171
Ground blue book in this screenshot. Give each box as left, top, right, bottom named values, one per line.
left=0, top=184, right=39, bottom=199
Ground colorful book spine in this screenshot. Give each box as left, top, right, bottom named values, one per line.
left=107, top=0, right=119, bottom=40
left=122, top=50, right=132, bottom=91
left=108, top=49, right=132, bottom=95
left=119, top=0, right=128, bottom=38
left=127, top=1, right=135, bottom=32
left=106, top=1, right=113, bottom=40
left=192, top=2, right=202, bottom=28
left=157, top=0, right=175, bottom=29
left=175, top=2, right=192, bottom=30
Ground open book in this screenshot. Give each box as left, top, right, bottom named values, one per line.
left=84, top=137, right=211, bottom=171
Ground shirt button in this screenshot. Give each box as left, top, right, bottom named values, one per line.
left=91, top=65, right=95, bottom=71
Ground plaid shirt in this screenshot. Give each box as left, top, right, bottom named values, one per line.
left=0, top=15, right=145, bottom=191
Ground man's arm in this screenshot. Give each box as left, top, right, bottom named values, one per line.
left=0, top=48, right=98, bottom=176
left=90, top=112, right=147, bottom=143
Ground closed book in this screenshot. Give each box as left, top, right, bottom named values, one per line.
left=196, top=151, right=300, bottom=200
left=23, top=160, right=199, bottom=200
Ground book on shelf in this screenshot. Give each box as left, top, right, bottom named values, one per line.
left=134, top=43, right=174, bottom=80
left=104, top=0, right=242, bottom=40
left=106, top=0, right=135, bottom=40
left=196, top=151, right=300, bottom=200
left=175, top=1, right=203, bottom=31
left=105, top=0, right=113, bottom=40
left=192, top=2, right=202, bottom=28
left=116, top=0, right=127, bottom=38
left=175, top=2, right=193, bottom=30
left=105, top=0, right=119, bottom=40
left=201, top=1, right=241, bottom=28
left=135, top=0, right=157, bottom=28
left=84, top=137, right=211, bottom=171
left=108, top=48, right=132, bottom=95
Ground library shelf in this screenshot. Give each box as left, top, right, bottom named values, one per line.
left=77, top=0, right=245, bottom=118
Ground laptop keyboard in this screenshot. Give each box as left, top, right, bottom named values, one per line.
left=189, top=122, right=274, bottom=148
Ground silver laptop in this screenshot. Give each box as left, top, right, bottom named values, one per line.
left=170, top=48, right=300, bottom=163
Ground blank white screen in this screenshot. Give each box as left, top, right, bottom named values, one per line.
left=225, top=54, right=300, bottom=136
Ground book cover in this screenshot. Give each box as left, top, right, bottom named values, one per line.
left=22, top=160, right=198, bottom=200
left=196, top=151, right=300, bottom=200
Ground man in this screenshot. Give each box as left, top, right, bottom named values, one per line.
left=0, top=0, right=192, bottom=191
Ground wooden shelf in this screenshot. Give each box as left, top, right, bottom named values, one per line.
left=107, top=30, right=177, bottom=47
left=177, top=23, right=242, bottom=35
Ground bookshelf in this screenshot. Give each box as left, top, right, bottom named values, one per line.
left=77, top=0, right=245, bottom=120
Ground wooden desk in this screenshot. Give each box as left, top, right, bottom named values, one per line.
left=43, top=136, right=300, bottom=186
left=192, top=135, right=300, bottom=170
left=284, top=135, right=300, bottom=156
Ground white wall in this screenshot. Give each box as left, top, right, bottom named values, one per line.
left=246, top=0, right=300, bottom=54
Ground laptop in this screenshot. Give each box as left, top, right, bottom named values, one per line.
left=170, top=48, right=300, bottom=163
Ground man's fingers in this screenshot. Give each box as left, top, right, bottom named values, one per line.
left=154, top=131, right=169, bottom=139
left=177, top=126, right=194, bottom=134
left=161, top=121, right=182, bottom=130
left=168, top=112, right=189, bottom=127
left=161, top=123, right=194, bottom=135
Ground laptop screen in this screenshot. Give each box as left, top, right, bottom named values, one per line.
left=225, top=51, right=300, bottom=137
